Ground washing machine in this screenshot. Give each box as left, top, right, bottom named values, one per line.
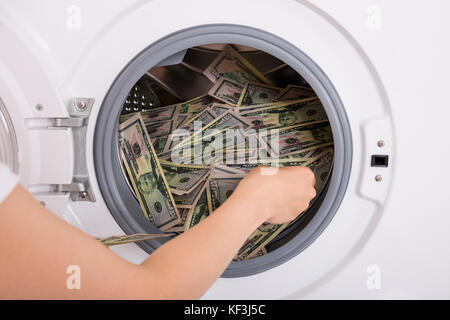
left=1, top=0, right=449, bottom=299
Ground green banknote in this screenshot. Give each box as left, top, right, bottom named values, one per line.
left=159, top=159, right=211, bottom=195
left=178, top=94, right=215, bottom=116
left=201, top=111, right=253, bottom=133
left=253, top=248, right=268, bottom=257
left=152, top=136, right=169, bottom=154
left=261, top=120, right=333, bottom=156
left=207, top=177, right=241, bottom=212
left=184, top=184, right=210, bottom=231
left=234, top=223, right=288, bottom=261
left=173, top=125, right=247, bottom=164
left=208, top=77, right=245, bottom=106
left=210, top=103, right=234, bottom=116
left=181, top=108, right=218, bottom=132
left=274, top=84, right=316, bottom=101
left=170, top=182, right=209, bottom=232
left=172, top=180, right=209, bottom=208
left=222, top=156, right=313, bottom=172
left=237, top=101, right=284, bottom=113
left=98, top=233, right=173, bottom=246
left=145, top=119, right=175, bottom=138
left=240, top=97, right=327, bottom=129
left=212, top=163, right=246, bottom=177
left=304, top=147, right=334, bottom=193
left=203, top=44, right=273, bottom=85
left=173, top=111, right=251, bottom=151
left=167, top=208, right=191, bottom=233
left=119, top=113, right=181, bottom=231
left=237, top=82, right=282, bottom=107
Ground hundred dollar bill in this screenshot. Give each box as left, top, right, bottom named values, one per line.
left=164, top=107, right=218, bottom=162
left=98, top=233, right=173, bottom=246
left=174, top=182, right=208, bottom=231
left=202, top=111, right=253, bottom=133
left=172, top=125, right=247, bottom=165
left=203, top=44, right=273, bottom=85
left=253, top=248, right=268, bottom=257
left=208, top=77, right=245, bottom=106
left=261, top=120, right=333, bottom=156
left=120, top=112, right=137, bottom=124
left=207, top=177, right=241, bottom=212
left=119, top=104, right=179, bottom=124
left=119, top=113, right=180, bottom=231
left=181, top=108, right=218, bottom=132
left=223, top=141, right=330, bottom=168
left=172, top=180, right=209, bottom=208
left=165, top=108, right=218, bottom=154
left=163, top=131, right=190, bottom=154
left=210, top=103, right=234, bottom=116
left=213, top=163, right=247, bottom=177
left=152, top=136, right=169, bottom=154
left=233, top=247, right=267, bottom=261
left=296, top=147, right=330, bottom=165
left=178, top=94, right=215, bottom=117
left=166, top=208, right=191, bottom=233
left=304, top=147, right=334, bottom=193
left=234, top=223, right=288, bottom=261
left=179, top=208, right=190, bottom=225
left=159, top=159, right=212, bottom=195
left=223, top=156, right=313, bottom=173
left=175, top=114, right=189, bottom=129
left=274, top=84, right=316, bottom=101
left=204, top=143, right=272, bottom=166
left=279, top=148, right=318, bottom=161
left=163, top=114, right=195, bottom=153
left=237, top=101, right=284, bottom=113
left=184, top=183, right=210, bottom=231
left=173, top=111, right=252, bottom=151
left=240, top=97, right=327, bottom=129
left=145, top=119, right=175, bottom=138
left=211, top=173, right=246, bottom=179
left=237, top=82, right=282, bottom=107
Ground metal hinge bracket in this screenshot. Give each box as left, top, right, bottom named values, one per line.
left=49, top=98, right=96, bottom=202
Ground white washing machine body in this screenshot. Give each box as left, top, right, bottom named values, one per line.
left=0, top=0, right=449, bottom=299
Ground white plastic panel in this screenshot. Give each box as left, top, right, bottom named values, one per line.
left=25, top=129, right=73, bottom=185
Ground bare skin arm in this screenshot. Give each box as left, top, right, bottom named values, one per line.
left=0, top=166, right=316, bottom=299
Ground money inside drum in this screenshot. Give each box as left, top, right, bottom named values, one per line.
left=117, top=44, right=334, bottom=262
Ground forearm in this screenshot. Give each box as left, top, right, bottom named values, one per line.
left=0, top=166, right=314, bottom=299
left=140, top=195, right=264, bottom=299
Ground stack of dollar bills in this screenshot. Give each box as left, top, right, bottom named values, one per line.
left=116, top=44, right=334, bottom=261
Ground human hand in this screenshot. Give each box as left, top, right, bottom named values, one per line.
left=229, top=166, right=317, bottom=225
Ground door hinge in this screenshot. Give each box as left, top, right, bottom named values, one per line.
left=63, top=97, right=95, bottom=202
left=28, top=98, right=96, bottom=202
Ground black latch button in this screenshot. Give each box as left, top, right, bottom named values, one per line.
left=371, top=155, right=389, bottom=167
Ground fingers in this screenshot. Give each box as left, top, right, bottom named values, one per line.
left=278, top=166, right=316, bottom=186
left=306, top=186, right=317, bottom=200
left=239, top=165, right=319, bottom=225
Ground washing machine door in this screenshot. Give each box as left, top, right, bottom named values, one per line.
left=2, top=0, right=394, bottom=299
